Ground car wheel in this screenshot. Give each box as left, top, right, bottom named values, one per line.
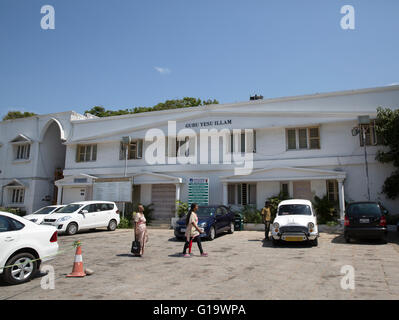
left=66, top=222, right=78, bottom=235
left=107, top=219, right=117, bottom=231
left=208, top=226, right=216, bottom=241
left=345, top=236, right=351, bottom=243
left=272, top=238, right=280, bottom=246
left=3, top=252, right=38, bottom=285
left=310, top=238, right=318, bottom=247
left=227, top=222, right=234, bottom=234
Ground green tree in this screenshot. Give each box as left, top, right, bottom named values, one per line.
left=3, top=111, right=37, bottom=121
left=375, top=107, right=399, bottom=199
left=84, top=97, right=219, bottom=118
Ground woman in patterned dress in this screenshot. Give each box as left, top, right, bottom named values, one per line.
left=133, top=204, right=148, bottom=256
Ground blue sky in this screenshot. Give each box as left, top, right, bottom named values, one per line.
left=0, top=0, right=398, bottom=118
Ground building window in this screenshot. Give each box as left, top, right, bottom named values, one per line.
left=11, top=188, right=25, bottom=204
left=15, top=144, right=31, bottom=160
left=176, top=137, right=190, bottom=157
left=229, top=130, right=256, bottom=153
left=76, top=144, right=97, bottom=162
left=227, top=183, right=256, bottom=206
left=120, top=140, right=143, bottom=160
left=326, top=180, right=338, bottom=202
left=286, top=127, right=320, bottom=150
left=281, top=183, right=289, bottom=196
left=165, top=136, right=195, bottom=157
left=359, top=120, right=382, bottom=146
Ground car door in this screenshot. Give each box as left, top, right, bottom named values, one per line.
left=96, top=203, right=111, bottom=227
left=214, top=207, right=225, bottom=233
left=79, top=204, right=98, bottom=228
left=219, top=206, right=231, bottom=230
left=0, top=215, right=21, bottom=267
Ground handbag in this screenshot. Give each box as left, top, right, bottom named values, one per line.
left=131, top=240, right=141, bottom=255
left=131, top=223, right=141, bottom=255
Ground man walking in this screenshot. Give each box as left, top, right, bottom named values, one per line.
left=261, top=201, right=272, bottom=240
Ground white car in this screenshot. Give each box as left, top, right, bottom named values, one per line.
left=41, top=201, right=120, bottom=235
left=0, top=211, right=58, bottom=285
left=23, top=205, right=65, bottom=224
left=271, top=199, right=319, bottom=246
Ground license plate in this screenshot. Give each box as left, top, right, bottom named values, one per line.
left=284, top=236, right=304, bottom=242
left=359, top=219, right=370, bottom=223
left=181, top=228, right=186, bottom=232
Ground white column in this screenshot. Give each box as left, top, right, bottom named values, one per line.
left=175, top=183, right=181, bottom=218
left=222, top=183, right=228, bottom=206
left=56, top=185, right=62, bottom=205
left=338, top=179, right=345, bottom=222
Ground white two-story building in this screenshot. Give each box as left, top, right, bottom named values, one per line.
left=1, top=85, right=399, bottom=222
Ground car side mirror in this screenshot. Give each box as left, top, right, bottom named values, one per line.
left=80, top=210, right=88, bottom=214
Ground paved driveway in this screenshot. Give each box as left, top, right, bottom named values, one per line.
left=1, top=228, right=399, bottom=300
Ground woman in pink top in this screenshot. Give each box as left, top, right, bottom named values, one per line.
left=182, top=203, right=208, bottom=257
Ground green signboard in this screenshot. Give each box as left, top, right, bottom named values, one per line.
left=188, top=178, right=209, bottom=206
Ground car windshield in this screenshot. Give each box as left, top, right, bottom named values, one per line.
left=56, top=204, right=83, bottom=214
left=196, top=207, right=216, bottom=217
left=33, top=206, right=57, bottom=215
left=278, top=204, right=311, bottom=216
left=347, top=203, right=382, bottom=217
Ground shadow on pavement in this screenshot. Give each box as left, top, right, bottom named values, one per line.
left=331, top=230, right=399, bottom=245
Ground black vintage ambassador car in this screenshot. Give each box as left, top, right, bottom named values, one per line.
left=344, top=202, right=389, bottom=243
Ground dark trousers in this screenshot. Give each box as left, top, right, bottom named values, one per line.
left=183, top=236, right=203, bottom=254
left=265, top=221, right=271, bottom=239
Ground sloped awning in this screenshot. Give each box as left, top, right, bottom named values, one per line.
left=10, top=134, right=33, bottom=144
left=220, top=166, right=346, bottom=183
left=133, top=172, right=182, bottom=185
left=3, top=179, right=27, bottom=188
left=55, top=173, right=98, bottom=187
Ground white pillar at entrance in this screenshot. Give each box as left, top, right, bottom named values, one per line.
left=175, top=183, right=181, bottom=218
left=222, top=183, right=228, bottom=206
left=56, top=185, right=62, bottom=205
left=338, top=179, right=345, bottom=222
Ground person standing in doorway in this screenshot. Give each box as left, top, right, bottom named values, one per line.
left=133, top=204, right=148, bottom=256
left=261, top=201, right=272, bottom=240
left=182, top=203, right=208, bottom=257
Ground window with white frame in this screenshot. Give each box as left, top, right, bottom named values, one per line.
left=286, top=127, right=320, bottom=150
left=120, top=140, right=143, bottom=160
left=326, top=180, right=339, bottom=202
left=227, top=183, right=256, bottom=206
left=229, top=130, right=256, bottom=153
left=14, top=144, right=31, bottom=160
left=359, top=120, right=382, bottom=146
left=10, top=188, right=25, bottom=204
left=76, top=144, right=97, bottom=162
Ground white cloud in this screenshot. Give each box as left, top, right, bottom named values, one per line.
left=154, top=66, right=171, bottom=75
left=388, top=82, right=399, bottom=86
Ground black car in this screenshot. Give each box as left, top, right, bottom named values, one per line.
left=174, top=205, right=235, bottom=241
left=344, top=202, right=389, bottom=243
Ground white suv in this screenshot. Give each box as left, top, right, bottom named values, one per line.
left=0, top=211, right=58, bottom=285
left=271, top=199, right=319, bottom=246
left=41, top=201, right=120, bottom=235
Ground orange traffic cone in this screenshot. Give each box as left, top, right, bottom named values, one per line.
left=67, top=244, right=86, bottom=277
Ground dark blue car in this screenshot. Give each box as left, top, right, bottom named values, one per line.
left=174, top=205, right=235, bottom=241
